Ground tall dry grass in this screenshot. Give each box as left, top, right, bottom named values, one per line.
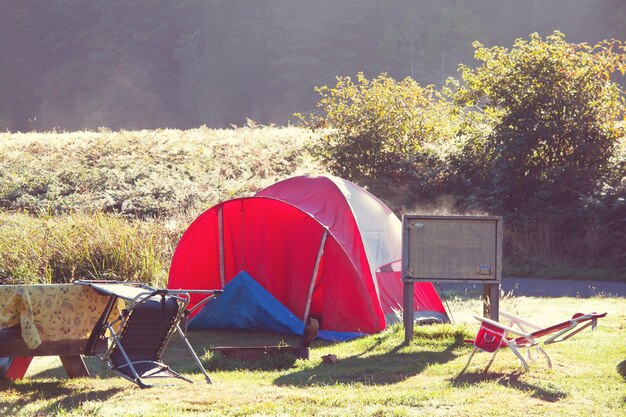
left=0, top=212, right=186, bottom=286
left=0, top=126, right=328, bottom=285
left=505, top=217, right=556, bottom=260
left=0, top=212, right=185, bottom=286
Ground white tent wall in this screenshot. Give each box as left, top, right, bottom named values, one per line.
left=328, top=176, right=403, bottom=297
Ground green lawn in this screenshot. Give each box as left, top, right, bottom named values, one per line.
left=1, top=295, right=624, bottom=417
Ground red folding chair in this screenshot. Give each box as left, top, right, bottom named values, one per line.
left=461, top=311, right=607, bottom=373
left=461, top=315, right=533, bottom=373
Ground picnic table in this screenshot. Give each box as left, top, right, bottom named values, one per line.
left=0, top=284, right=122, bottom=379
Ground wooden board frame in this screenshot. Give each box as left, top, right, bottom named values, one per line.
left=401, top=215, right=503, bottom=343
left=402, top=215, right=503, bottom=284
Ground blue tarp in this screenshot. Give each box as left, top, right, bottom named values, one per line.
left=189, top=271, right=364, bottom=341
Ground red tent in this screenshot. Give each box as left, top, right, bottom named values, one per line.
left=168, top=175, right=447, bottom=337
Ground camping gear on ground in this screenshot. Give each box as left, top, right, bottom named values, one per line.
left=168, top=175, right=448, bottom=341
left=212, top=318, right=318, bottom=360
left=76, top=280, right=222, bottom=388
left=461, top=311, right=607, bottom=373
left=0, top=284, right=124, bottom=380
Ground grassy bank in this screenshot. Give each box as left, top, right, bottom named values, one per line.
left=0, top=126, right=624, bottom=282
left=0, top=126, right=324, bottom=217
left=0, top=126, right=327, bottom=285
left=1, top=296, right=624, bottom=417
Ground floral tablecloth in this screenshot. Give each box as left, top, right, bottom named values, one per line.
left=0, top=284, right=121, bottom=349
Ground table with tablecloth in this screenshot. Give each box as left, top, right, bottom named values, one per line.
left=0, top=283, right=122, bottom=378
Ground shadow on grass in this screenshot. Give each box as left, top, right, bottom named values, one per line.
left=0, top=379, right=122, bottom=415
left=181, top=329, right=309, bottom=372
left=452, top=372, right=567, bottom=402
left=189, top=329, right=345, bottom=373
left=188, top=329, right=306, bottom=349
left=27, top=356, right=115, bottom=380
left=273, top=341, right=462, bottom=386
left=203, top=350, right=300, bottom=372
left=618, top=359, right=626, bottom=381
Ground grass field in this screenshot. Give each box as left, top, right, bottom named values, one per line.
left=0, top=127, right=327, bottom=286
left=0, top=127, right=624, bottom=415
left=1, top=295, right=624, bottom=417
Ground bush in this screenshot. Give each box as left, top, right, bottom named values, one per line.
left=454, top=32, right=626, bottom=216
left=300, top=73, right=458, bottom=203
left=302, top=35, right=625, bottom=275
left=0, top=126, right=324, bottom=217
left=453, top=32, right=626, bottom=268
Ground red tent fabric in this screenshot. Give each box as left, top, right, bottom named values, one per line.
left=168, top=175, right=447, bottom=335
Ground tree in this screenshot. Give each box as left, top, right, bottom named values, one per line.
left=375, top=1, right=487, bottom=87
left=455, top=32, right=626, bottom=217
left=176, top=0, right=274, bottom=127
left=0, top=0, right=52, bottom=131
left=266, top=0, right=380, bottom=123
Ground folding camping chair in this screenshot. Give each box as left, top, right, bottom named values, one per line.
left=76, top=280, right=222, bottom=389
left=461, top=311, right=606, bottom=373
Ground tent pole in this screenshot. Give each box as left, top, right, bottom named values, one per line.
left=240, top=200, right=245, bottom=269
left=218, top=207, right=226, bottom=287
left=303, top=230, right=328, bottom=322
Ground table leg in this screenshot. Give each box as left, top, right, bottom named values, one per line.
left=60, top=355, right=90, bottom=378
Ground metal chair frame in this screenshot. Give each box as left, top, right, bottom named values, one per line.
left=76, top=280, right=222, bottom=388
left=461, top=311, right=606, bottom=373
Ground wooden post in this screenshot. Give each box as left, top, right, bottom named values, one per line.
left=483, top=283, right=500, bottom=321
left=403, top=281, right=414, bottom=343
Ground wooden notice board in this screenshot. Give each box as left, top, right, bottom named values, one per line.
left=402, top=215, right=502, bottom=283
left=401, top=215, right=503, bottom=342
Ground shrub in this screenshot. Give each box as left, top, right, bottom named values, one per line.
left=300, top=73, right=458, bottom=203
left=454, top=32, right=626, bottom=216
left=453, top=32, right=626, bottom=268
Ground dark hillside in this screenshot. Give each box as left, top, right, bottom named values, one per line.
left=1, top=0, right=624, bottom=131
